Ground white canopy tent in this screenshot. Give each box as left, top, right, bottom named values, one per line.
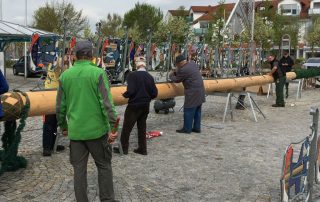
left=0, top=20, right=60, bottom=77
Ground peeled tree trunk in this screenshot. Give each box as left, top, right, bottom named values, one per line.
left=0, top=70, right=314, bottom=121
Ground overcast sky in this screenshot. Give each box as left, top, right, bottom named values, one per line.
left=1, top=0, right=231, bottom=30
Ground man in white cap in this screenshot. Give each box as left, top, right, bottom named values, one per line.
left=114, top=56, right=158, bottom=155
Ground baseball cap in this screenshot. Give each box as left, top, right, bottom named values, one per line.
left=75, top=40, right=93, bottom=54
left=175, top=55, right=186, bottom=64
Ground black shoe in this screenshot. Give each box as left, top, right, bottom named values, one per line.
left=56, top=145, right=65, bottom=151
left=235, top=105, right=245, bottom=110
left=272, top=104, right=285, bottom=107
left=176, top=129, right=191, bottom=134
left=192, top=129, right=201, bottom=133
left=113, top=147, right=128, bottom=155
left=43, top=149, right=52, bottom=157
left=133, top=149, right=147, bottom=155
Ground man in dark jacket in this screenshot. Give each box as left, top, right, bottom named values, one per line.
left=169, top=55, right=206, bottom=134
left=267, top=53, right=286, bottom=107
left=117, top=56, right=158, bottom=155
left=279, top=51, right=294, bottom=98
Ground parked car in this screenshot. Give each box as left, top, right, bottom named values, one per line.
left=12, top=56, right=44, bottom=77
left=303, top=57, right=320, bottom=69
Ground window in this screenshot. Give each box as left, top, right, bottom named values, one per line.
left=18, top=57, right=24, bottom=63
left=280, top=4, right=299, bottom=15
left=200, top=22, right=208, bottom=28
left=314, top=2, right=320, bottom=9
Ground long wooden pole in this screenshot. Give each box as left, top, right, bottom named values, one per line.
left=0, top=72, right=297, bottom=121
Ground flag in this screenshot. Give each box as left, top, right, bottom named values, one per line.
left=102, top=39, right=109, bottom=53
left=69, top=37, right=76, bottom=50
left=151, top=43, right=157, bottom=56
left=135, top=44, right=143, bottom=56
left=29, top=33, right=39, bottom=52
left=129, top=41, right=134, bottom=58
left=171, top=43, right=176, bottom=53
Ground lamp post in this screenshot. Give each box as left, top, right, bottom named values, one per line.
left=24, top=0, right=27, bottom=79
left=146, top=28, right=152, bottom=70
left=166, top=31, right=172, bottom=81
left=121, top=26, right=128, bottom=83
left=281, top=34, right=291, bottom=56
left=0, top=0, right=2, bottom=20
left=61, top=18, right=67, bottom=71
left=95, top=21, right=102, bottom=66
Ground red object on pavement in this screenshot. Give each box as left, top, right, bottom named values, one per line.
left=146, top=131, right=162, bottom=139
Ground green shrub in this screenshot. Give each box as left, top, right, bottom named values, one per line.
left=5, top=60, right=16, bottom=69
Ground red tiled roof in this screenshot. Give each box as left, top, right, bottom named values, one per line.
left=190, top=6, right=215, bottom=13
left=168, top=10, right=189, bottom=17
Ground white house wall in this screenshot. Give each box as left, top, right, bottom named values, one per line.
left=190, top=11, right=206, bottom=29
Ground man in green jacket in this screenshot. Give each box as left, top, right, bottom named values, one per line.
left=57, top=40, right=118, bottom=202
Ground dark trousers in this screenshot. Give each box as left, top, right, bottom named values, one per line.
left=183, top=105, right=202, bottom=133
left=42, top=114, right=57, bottom=150
left=70, top=135, right=115, bottom=202
left=120, top=105, right=149, bottom=153
left=285, top=82, right=289, bottom=96
left=276, top=77, right=286, bottom=106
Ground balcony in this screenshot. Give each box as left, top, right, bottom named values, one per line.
left=309, top=8, right=320, bottom=15
left=278, top=3, right=301, bottom=16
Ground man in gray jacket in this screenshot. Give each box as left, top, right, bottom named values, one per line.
left=169, top=55, right=206, bottom=134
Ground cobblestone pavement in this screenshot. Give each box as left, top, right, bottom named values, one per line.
left=1, top=70, right=320, bottom=201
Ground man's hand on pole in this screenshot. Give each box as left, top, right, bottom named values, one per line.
left=108, top=117, right=120, bottom=144
left=108, top=131, right=118, bottom=144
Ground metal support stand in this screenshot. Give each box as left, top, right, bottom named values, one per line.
left=212, top=92, right=265, bottom=122
left=267, top=79, right=303, bottom=100
left=112, top=134, right=123, bottom=155
left=222, top=92, right=233, bottom=122
left=267, top=83, right=273, bottom=99
left=53, top=128, right=63, bottom=153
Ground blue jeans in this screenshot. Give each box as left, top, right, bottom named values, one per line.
left=183, top=105, right=202, bottom=133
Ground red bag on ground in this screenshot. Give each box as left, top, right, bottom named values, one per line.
left=146, top=131, right=162, bottom=139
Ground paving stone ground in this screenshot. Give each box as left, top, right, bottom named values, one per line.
left=1, top=69, right=320, bottom=201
